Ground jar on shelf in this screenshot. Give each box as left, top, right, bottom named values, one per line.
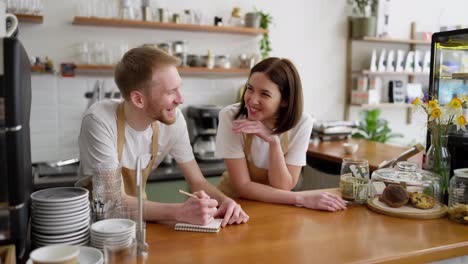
left=228, top=7, right=244, bottom=27
left=215, top=55, right=231, bottom=69
left=157, top=43, right=172, bottom=55
left=448, top=168, right=468, bottom=224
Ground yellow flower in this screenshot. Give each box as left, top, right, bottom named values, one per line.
left=430, top=108, right=442, bottom=120
left=457, top=115, right=467, bottom=131
left=428, top=99, right=438, bottom=109
left=411, top=97, right=421, bottom=106
left=449, top=98, right=463, bottom=109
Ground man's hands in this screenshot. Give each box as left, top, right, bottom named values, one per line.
left=296, top=191, right=347, bottom=212
left=215, top=198, right=249, bottom=227
left=175, top=191, right=218, bottom=225
left=175, top=191, right=249, bottom=227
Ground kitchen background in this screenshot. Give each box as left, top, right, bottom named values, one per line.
left=14, top=0, right=468, bottom=164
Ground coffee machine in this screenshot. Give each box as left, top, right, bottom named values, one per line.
left=187, top=105, right=223, bottom=162
left=0, top=37, right=32, bottom=262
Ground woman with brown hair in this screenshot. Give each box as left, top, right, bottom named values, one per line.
left=216, top=57, right=347, bottom=211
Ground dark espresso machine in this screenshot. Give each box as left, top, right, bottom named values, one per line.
left=429, top=29, right=468, bottom=174
left=0, top=37, right=33, bottom=262
left=187, top=105, right=223, bottom=162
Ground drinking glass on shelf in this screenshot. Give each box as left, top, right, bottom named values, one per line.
left=31, top=0, right=42, bottom=15
left=340, top=158, right=370, bottom=204
left=78, top=42, right=91, bottom=64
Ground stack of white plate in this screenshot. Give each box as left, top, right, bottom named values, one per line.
left=90, top=218, right=136, bottom=250
left=31, top=187, right=90, bottom=247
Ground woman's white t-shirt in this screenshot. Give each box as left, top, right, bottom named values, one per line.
left=215, top=103, right=313, bottom=169
left=78, top=100, right=194, bottom=177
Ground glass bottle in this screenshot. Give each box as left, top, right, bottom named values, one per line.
left=424, top=132, right=451, bottom=203
left=448, top=168, right=468, bottom=224
left=228, top=7, right=244, bottom=27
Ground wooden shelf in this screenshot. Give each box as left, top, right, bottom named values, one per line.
left=452, top=72, right=468, bottom=79
left=350, top=103, right=412, bottom=109
left=73, top=64, right=250, bottom=75
left=355, top=70, right=429, bottom=77
left=14, top=13, right=43, bottom=23
left=353, top=36, right=430, bottom=45
left=72, top=16, right=267, bottom=35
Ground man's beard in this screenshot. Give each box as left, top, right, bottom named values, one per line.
left=145, top=104, right=177, bottom=125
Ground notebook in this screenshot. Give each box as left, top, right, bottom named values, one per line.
left=174, top=218, right=223, bottom=233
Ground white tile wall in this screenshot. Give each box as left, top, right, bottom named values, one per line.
left=30, top=74, right=246, bottom=163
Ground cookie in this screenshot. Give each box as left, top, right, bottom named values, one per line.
left=409, top=192, right=435, bottom=209
left=380, top=184, right=409, bottom=208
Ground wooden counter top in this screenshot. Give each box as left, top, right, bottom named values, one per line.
left=144, top=195, right=467, bottom=264
left=307, top=138, right=423, bottom=171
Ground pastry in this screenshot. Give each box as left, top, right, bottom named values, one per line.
left=380, top=184, right=409, bottom=208
left=409, top=192, right=435, bottom=209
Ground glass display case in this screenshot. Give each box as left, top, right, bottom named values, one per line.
left=429, top=28, right=468, bottom=105
left=429, top=29, right=468, bottom=178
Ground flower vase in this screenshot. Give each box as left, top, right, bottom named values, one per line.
left=424, top=130, right=451, bottom=204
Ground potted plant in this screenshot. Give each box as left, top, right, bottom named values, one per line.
left=348, top=0, right=377, bottom=38
left=352, top=108, right=403, bottom=143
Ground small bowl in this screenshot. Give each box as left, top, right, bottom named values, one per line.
left=30, top=245, right=79, bottom=264
left=343, top=143, right=359, bottom=154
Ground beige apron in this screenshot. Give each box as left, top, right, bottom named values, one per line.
left=218, top=133, right=289, bottom=198
left=116, top=103, right=158, bottom=199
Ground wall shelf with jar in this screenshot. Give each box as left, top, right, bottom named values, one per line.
left=14, top=13, right=43, bottom=23
left=345, top=22, right=431, bottom=123
left=72, top=64, right=250, bottom=77
left=72, top=16, right=267, bottom=35
left=353, top=70, right=429, bottom=77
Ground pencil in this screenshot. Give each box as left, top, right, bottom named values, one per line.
left=178, top=189, right=199, bottom=199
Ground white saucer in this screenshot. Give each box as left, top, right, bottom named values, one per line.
left=32, top=218, right=89, bottom=235
left=32, top=198, right=89, bottom=210
left=31, top=187, right=88, bottom=203
left=33, top=230, right=89, bottom=244
left=33, top=206, right=90, bottom=220
left=32, top=202, right=90, bottom=216
left=33, top=235, right=89, bottom=247
left=32, top=226, right=89, bottom=240
left=33, top=211, right=90, bottom=227
left=91, top=218, right=135, bottom=235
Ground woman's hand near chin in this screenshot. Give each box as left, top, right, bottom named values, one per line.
left=232, top=119, right=278, bottom=143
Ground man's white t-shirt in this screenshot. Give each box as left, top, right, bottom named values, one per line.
left=215, top=103, right=314, bottom=169
left=78, top=100, right=194, bottom=177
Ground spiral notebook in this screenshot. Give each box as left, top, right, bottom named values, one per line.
left=174, top=219, right=222, bottom=233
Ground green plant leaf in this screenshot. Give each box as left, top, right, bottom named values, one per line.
left=351, top=108, right=403, bottom=143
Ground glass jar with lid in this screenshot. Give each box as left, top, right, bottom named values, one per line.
left=370, top=161, right=441, bottom=202
left=448, top=168, right=468, bottom=224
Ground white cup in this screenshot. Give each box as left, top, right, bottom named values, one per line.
left=0, top=1, right=18, bottom=38
left=343, top=143, right=359, bottom=154
left=30, top=245, right=79, bottom=264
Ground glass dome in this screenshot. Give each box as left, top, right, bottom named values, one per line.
left=370, top=161, right=441, bottom=202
